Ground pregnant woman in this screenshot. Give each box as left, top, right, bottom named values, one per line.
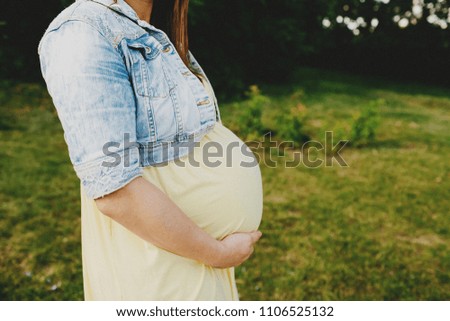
left=38, top=0, right=263, bottom=300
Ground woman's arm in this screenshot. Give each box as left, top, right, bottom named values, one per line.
left=96, top=177, right=262, bottom=268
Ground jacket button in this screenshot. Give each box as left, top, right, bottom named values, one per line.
left=145, top=47, right=152, bottom=54
left=162, top=47, right=171, bottom=53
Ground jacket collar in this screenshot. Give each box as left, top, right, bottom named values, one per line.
left=85, top=0, right=158, bottom=31
left=86, top=0, right=139, bottom=20
left=84, top=0, right=197, bottom=70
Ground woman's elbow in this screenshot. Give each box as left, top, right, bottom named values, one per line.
left=94, top=188, right=130, bottom=218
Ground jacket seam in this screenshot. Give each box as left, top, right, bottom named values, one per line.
left=39, top=6, right=123, bottom=58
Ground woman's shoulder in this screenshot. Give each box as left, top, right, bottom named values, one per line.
left=43, top=1, right=105, bottom=33
left=40, top=1, right=127, bottom=51
left=39, top=0, right=149, bottom=56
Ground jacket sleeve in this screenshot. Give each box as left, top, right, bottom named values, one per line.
left=38, top=20, right=143, bottom=199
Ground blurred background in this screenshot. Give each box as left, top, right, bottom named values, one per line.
left=0, top=0, right=449, bottom=300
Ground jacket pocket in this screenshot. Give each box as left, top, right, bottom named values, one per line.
left=125, top=36, right=180, bottom=142
left=126, top=38, right=176, bottom=98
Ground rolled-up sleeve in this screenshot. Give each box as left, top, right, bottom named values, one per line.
left=38, top=20, right=143, bottom=199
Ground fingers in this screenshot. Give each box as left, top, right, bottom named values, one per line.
left=212, top=231, right=263, bottom=268
left=249, top=230, right=263, bottom=243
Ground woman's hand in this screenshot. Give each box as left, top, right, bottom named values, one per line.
left=210, top=231, right=263, bottom=269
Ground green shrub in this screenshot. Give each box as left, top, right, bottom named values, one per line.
left=275, top=90, right=309, bottom=148
left=350, top=99, right=382, bottom=147
left=236, top=85, right=268, bottom=140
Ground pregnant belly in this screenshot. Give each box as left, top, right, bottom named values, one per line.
left=142, top=123, right=263, bottom=240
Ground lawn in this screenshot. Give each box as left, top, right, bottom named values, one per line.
left=0, top=68, right=449, bottom=300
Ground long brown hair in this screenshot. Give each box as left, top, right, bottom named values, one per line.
left=152, top=0, right=190, bottom=67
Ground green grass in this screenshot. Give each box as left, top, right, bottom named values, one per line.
left=0, top=68, right=449, bottom=300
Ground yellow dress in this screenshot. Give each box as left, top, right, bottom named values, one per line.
left=79, top=120, right=263, bottom=300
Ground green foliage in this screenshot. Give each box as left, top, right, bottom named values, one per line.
left=236, top=85, right=268, bottom=140
left=3, top=0, right=449, bottom=88
left=350, top=99, right=382, bottom=147
left=275, top=90, right=310, bottom=147
left=234, top=86, right=310, bottom=146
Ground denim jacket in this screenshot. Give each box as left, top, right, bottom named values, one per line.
left=38, top=0, right=222, bottom=199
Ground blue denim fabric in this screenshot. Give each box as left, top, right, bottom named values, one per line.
left=38, top=0, right=222, bottom=199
